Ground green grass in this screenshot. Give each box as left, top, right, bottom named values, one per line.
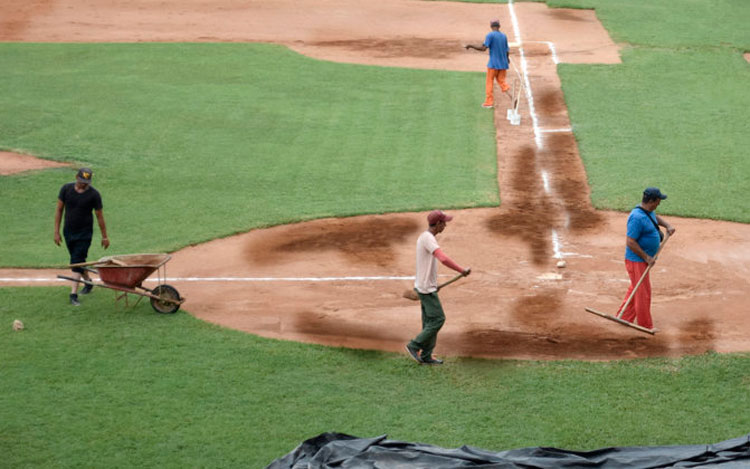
left=559, top=48, right=750, bottom=220
left=2, top=288, right=749, bottom=467
left=439, top=0, right=750, bottom=220
left=2, top=1, right=750, bottom=466
left=0, top=43, right=498, bottom=267
left=546, top=0, right=750, bottom=219
left=547, top=0, right=750, bottom=49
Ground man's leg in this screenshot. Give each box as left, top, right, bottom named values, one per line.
left=618, top=260, right=652, bottom=328
left=409, top=292, right=445, bottom=360
left=618, top=260, right=641, bottom=323
left=483, top=68, right=500, bottom=107
left=495, top=68, right=511, bottom=93
left=66, top=237, right=92, bottom=302
left=632, top=271, right=653, bottom=329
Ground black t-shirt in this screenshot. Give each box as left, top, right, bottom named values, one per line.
left=58, top=183, right=103, bottom=238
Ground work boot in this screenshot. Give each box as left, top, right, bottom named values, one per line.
left=422, top=356, right=444, bottom=365
left=70, top=294, right=81, bottom=306
left=405, top=344, right=423, bottom=364
left=80, top=283, right=94, bottom=295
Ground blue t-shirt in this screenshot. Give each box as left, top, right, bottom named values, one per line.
left=625, top=207, right=661, bottom=262
left=484, top=30, right=509, bottom=70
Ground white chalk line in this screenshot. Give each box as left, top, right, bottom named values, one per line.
left=541, top=170, right=551, bottom=193
left=539, top=128, right=572, bottom=133
left=0, top=276, right=418, bottom=283
left=509, top=0, right=568, bottom=262
left=524, top=41, right=560, bottom=64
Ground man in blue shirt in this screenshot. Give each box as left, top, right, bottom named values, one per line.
left=465, top=19, right=510, bottom=108
left=619, top=187, right=675, bottom=330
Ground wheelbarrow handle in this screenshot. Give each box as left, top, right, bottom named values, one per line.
left=57, top=275, right=96, bottom=286
left=67, top=257, right=127, bottom=268
left=67, top=260, right=105, bottom=268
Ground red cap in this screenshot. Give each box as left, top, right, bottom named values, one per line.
left=427, top=210, right=453, bottom=225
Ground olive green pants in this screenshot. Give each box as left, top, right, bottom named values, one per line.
left=408, top=291, right=446, bottom=360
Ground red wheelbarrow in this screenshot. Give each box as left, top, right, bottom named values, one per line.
left=57, top=253, right=185, bottom=314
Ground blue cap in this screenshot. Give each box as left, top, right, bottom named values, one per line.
left=643, top=187, right=667, bottom=200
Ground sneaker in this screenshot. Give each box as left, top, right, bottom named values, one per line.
left=405, top=344, right=423, bottom=364
left=70, top=294, right=81, bottom=306
left=481, top=103, right=494, bottom=109
left=80, top=283, right=94, bottom=295
left=422, top=356, right=444, bottom=365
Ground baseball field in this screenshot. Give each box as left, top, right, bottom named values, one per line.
left=1, top=0, right=749, bottom=466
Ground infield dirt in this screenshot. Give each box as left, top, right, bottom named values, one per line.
left=2, top=0, right=749, bottom=360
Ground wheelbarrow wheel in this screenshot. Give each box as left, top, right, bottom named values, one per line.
left=150, top=284, right=181, bottom=314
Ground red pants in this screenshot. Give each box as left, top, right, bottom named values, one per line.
left=483, top=68, right=510, bottom=106
left=618, top=260, right=653, bottom=329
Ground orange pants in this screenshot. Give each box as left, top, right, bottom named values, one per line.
left=618, top=260, right=653, bottom=329
left=483, top=68, right=510, bottom=106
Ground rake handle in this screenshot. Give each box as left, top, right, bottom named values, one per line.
left=436, top=272, right=467, bottom=292
left=616, top=233, right=670, bottom=319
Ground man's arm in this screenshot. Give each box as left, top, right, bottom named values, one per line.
left=95, top=209, right=110, bottom=249
left=655, top=214, right=675, bottom=235
left=464, top=43, right=487, bottom=51
left=54, top=199, right=64, bottom=246
left=433, top=248, right=471, bottom=276
left=626, top=236, right=654, bottom=266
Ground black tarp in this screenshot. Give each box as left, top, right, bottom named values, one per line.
left=266, top=432, right=750, bottom=468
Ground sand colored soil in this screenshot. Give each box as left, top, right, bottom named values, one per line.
left=2, top=0, right=749, bottom=360
left=0, top=151, right=68, bottom=175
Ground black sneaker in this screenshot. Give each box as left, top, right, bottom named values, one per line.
left=80, top=283, right=94, bottom=295
left=422, top=357, right=444, bottom=365
left=70, top=294, right=81, bottom=306
left=405, top=344, right=423, bottom=364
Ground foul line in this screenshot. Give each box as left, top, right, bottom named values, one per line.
left=0, top=276, right=419, bottom=283
left=508, top=0, right=542, bottom=149
left=524, top=41, right=560, bottom=64
left=539, top=128, right=572, bottom=133
left=509, top=0, right=565, bottom=260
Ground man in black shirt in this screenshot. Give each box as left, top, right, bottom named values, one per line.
left=54, top=168, right=110, bottom=305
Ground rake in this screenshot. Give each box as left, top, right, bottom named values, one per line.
left=585, top=233, right=670, bottom=335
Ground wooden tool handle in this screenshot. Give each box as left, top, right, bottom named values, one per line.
left=616, top=233, right=671, bottom=319
left=436, top=272, right=466, bottom=292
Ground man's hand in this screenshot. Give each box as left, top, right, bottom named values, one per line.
left=101, top=237, right=110, bottom=249
left=54, top=232, right=61, bottom=246
left=462, top=267, right=471, bottom=277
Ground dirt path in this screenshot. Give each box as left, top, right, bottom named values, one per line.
left=3, top=0, right=749, bottom=360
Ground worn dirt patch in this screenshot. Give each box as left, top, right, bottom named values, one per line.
left=0, top=151, right=69, bottom=175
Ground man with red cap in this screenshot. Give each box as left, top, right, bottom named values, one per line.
left=405, top=210, right=471, bottom=365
